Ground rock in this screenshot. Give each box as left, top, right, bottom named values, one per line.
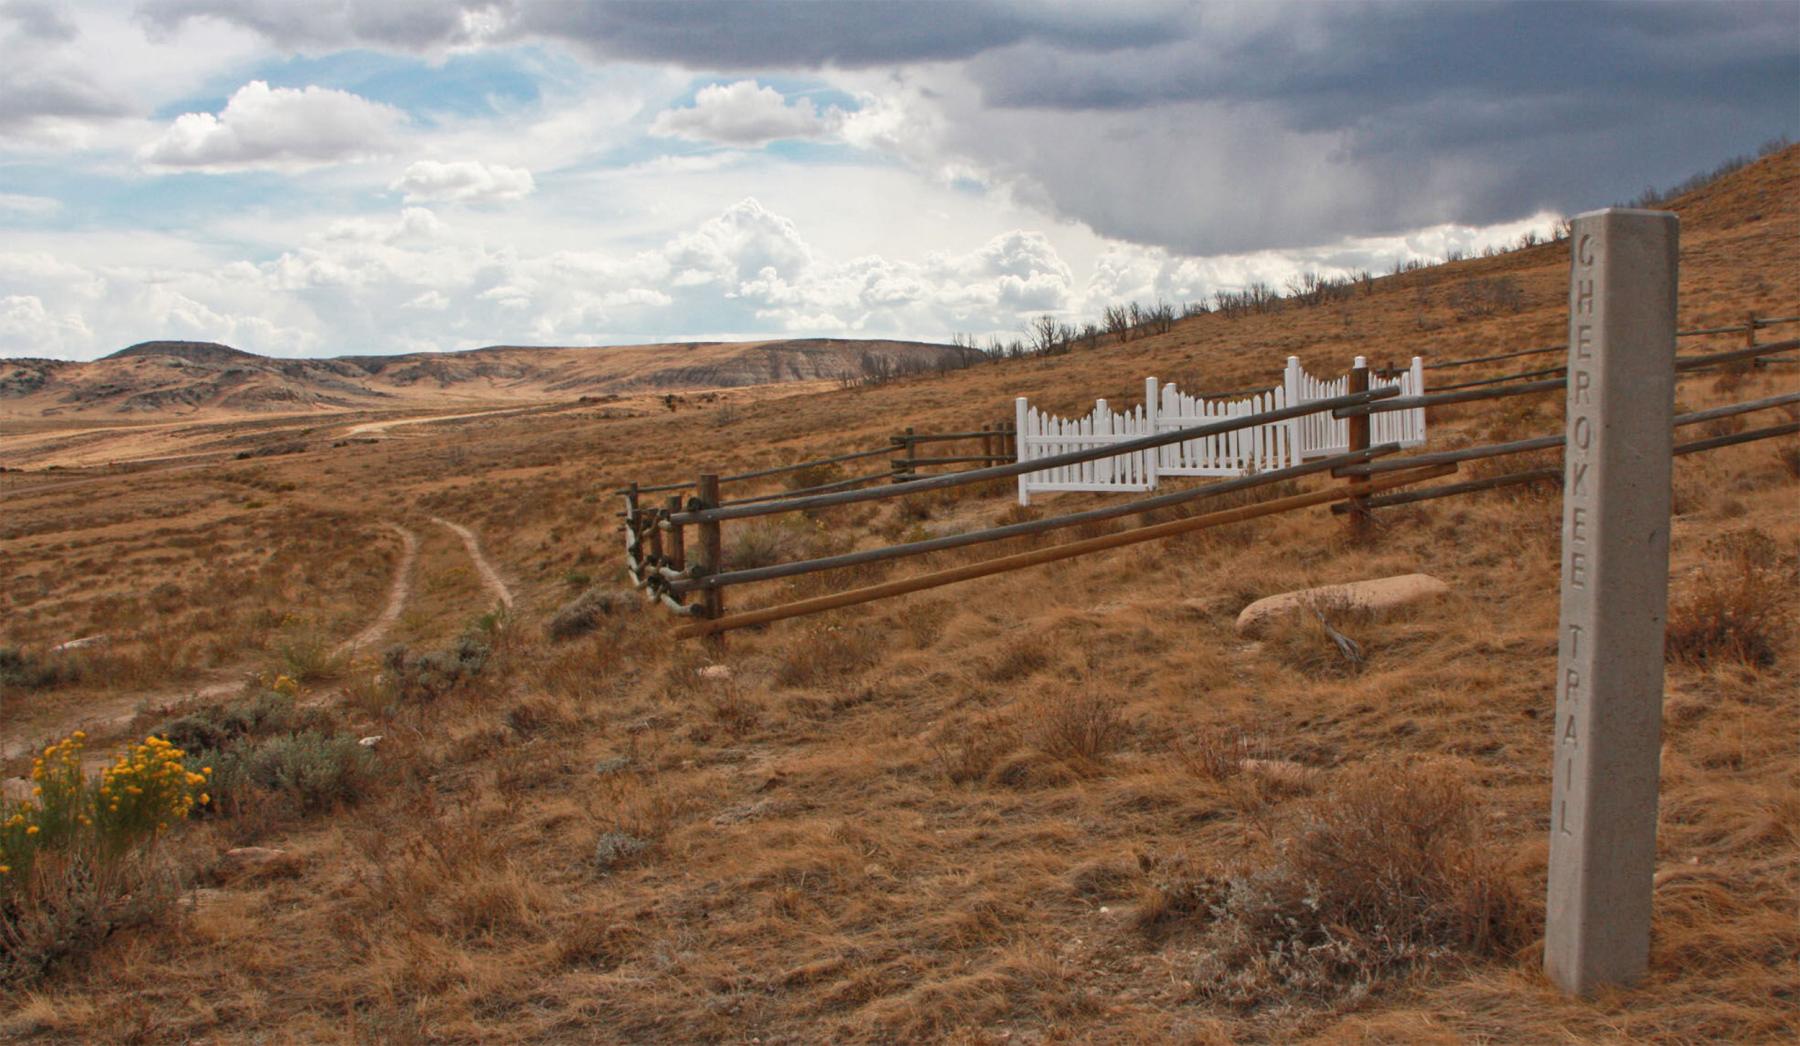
left=594, top=756, right=632, bottom=776
left=51, top=634, right=107, bottom=653
left=1, top=778, right=32, bottom=802
left=218, top=846, right=298, bottom=880
left=1233, top=573, right=1450, bottom=637
left=547, top=587, right=637, bottom=640
left=593, top=831, right=649, bottom=872
left=187, top=887, right=230, bottom=912
left=358, top=735, right=383, bottom=748
left=697, top=664, right=733, bottom=681
left=1238, top=758, right=1318, bottom=793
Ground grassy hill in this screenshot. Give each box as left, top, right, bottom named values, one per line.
left=0, top=146, right=1794, bottom=1041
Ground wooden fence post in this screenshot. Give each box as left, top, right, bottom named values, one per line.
left=904, top=427, right=917, bottom=478
left=696, top=473, right=725, bottom=650
left=664, top=494, right=685, bottom=574
left=1346, top=364, right=1372, bottom=534
left=623, top=481, right=641, bottom=582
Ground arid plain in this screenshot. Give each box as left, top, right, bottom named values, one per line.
left=1, top=148, right=1795, bottom=1042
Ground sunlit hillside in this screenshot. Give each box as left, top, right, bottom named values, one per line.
left=0, top=146, right=1795, bottom=1042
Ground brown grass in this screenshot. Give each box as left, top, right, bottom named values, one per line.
left=0, top=147, right=1797, bottom=1042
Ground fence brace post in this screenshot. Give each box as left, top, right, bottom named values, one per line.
left=696, top=473, right=725, bottom=651
left=1345, top=364, right=1372, bottom=534
left=664, top=494, right=686, bottom=574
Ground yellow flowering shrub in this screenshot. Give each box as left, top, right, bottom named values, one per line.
left=0, top=731, right=208, bottom=888
left=96, top=736, right=211, bottom=847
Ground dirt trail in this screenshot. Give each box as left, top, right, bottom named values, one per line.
left=2, top=520, right=418, bottom=766
left=342, top=406, right=537, bottom=437
left=332, top=523, right=417, bottom=658
left=430, top=516, right=515, bottom=609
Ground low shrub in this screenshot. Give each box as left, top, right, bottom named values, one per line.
left=0, top=732, right=207, bottom=986
left=927, top=715, right=1019, bottom=785
left=383, top=634, right=491, bottom=702
left=547, top=587, right=630, bottom=641
left=0, top=647, right=79, bottom=691
left=1665, top=536, right=1792, bottom=667
left=232, top=732, right=377, bottom=815
left=1029, top=691, right=1127, bottom=766
left=1181, top=762, right=1528, bottom=1010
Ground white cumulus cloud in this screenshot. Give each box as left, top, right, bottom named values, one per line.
left=0, top=192, right=61, bottom=216
left=139, top=80, right=406, bottom=171
left=650, top=80, right=839, bottom=146
left=390, top=159, right=535, bottom=204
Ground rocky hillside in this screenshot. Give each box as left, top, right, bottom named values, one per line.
left=0, top=337, right=979, bottom=419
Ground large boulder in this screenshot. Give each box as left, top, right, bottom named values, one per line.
left=1234, top=574, right=1450, bottom=637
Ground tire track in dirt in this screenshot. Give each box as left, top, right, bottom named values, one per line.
left=430, top=516, right=515, bottom=610
left=333, top=523, right=417, bottom=658
left=3, top=520, right=416, bottom=765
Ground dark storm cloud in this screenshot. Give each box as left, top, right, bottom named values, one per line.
left=514, top=1, right=1179, bottom=68
left=128, top=0, right=1799, bottom=253
left=136, top=0, right=1181, bottom=63
left=2, top=0, right=78, bottom=43
left=137, top=0, right=509, bottom=50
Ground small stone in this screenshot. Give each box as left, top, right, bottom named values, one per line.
left=594, top=756, right=632, bottom=776
left=219, top=846, right=297, bottom=880
left=358, top=735, right=383, bottom=748
left=593, top=831, right=649, bottom=872
left=1, top=778, right=32, bottom=802
left=188, top=887, right=230, bottom=911
left=697, top=664, right=733, bottom=681
left=51, top=634, right=107, bottom=653
left=1238, top=758, right=1317, bottom=793
left=1232, top=574, right=1450, bottom=637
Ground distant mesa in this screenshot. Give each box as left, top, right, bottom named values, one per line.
left=105, top=340, right=261, bottom=364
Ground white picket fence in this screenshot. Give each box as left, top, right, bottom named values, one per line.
left=1150, top=376, right=1299, bottom=477
left=1012, top=397, right=1159, bottom=504
left=1282, top=355, right=1427, bottom=459
left=1014, top=356, right=1427, bottom=504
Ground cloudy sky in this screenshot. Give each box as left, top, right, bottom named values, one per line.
left=2, top=1, right=1794, bottom=360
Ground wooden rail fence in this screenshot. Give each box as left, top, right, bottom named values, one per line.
left=619, top=321, right=1798, bottom=644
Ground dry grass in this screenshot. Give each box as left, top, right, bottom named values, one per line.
left=1665, top=529, right=1795, bottom=667
left=0, top=147, right=1796, bottom=1042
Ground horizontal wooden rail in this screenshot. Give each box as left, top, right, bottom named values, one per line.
left=892, top=429, right=1013, bottom=444
left=1673, top=420, right=1799, bottom=456
left=669, top=443, right=1403, bottom=595
left=1674, top=337, right=1800, bottom=371
left=1424, top=344, right=1563, bottom=370
left=1433, top=364, right=1567, bottom=392
left=1335, top=435, right=1563, bottom=477
left=673, top=463, right=1456, bottom=639
left=1336, top=377, right=1567, bottom=417
left=719, top=468, right=895, bottom=505
left=668, top=385, right=1400, bottom=525
left=1336, top=420, right=1797, bottom=515
left=1331, top=467, right=1561, bottom=513
left=1337, top=390, right=1800, bottom=477
left=1421, top=317, right=1798, bottom=371
left=1671, top=391, right=1800, bottom=428
left=896, top=454, right=1012, bottom=466
left=1340, top=339, right=1800, bottom=419
left=625, top=444, right=896, bottom=494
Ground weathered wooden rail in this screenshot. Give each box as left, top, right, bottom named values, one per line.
left=619, top=319, right=1797, bottom=643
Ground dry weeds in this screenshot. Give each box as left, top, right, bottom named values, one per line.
left=0, top=146, right=1796, bottom=1042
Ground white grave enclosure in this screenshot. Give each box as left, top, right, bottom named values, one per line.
left=1545, top=208, right=1678, bottom=997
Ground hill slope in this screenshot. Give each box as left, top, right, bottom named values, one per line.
left=0, top=337, right=977, bottom=419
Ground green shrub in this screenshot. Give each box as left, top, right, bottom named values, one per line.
left=0, top=647, right=78, bottom=691
left=200, top=731, right=376, bottom=816
left=548, top=588, right=629, bottom=641
left=383, top=634, right=490, bottom=702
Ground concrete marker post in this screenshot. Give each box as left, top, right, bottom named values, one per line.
left=1545, top=208, right=1678, bottom=996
